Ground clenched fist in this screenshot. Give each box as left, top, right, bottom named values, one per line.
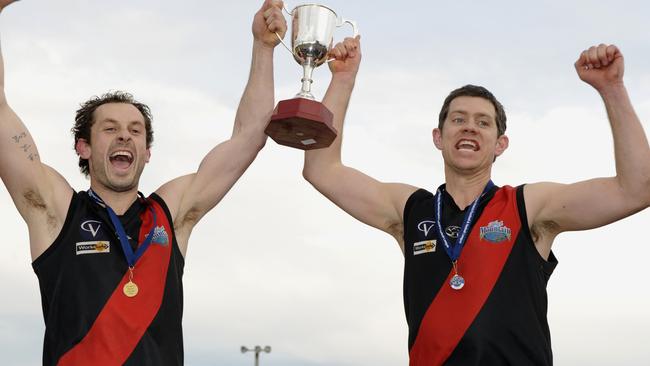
left=328, top=35, right=362, bottom=80
left=252, top=0, right=287, bottom=49
left=575, top=44, right=624, bottom=92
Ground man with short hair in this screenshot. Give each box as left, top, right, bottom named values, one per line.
left=0, top=0, right=287, bottom=364
left=304, top=36, right=650, bottom=365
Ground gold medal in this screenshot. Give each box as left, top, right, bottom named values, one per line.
left=123, top=267, right=138, bottom=297
left=123, top=281, right=139, bottom=297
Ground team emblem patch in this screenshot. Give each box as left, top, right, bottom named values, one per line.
left=413, top=240, right=437, bottom=255
left=445, top=225, right=460, bottom=239
left=80, top=219, right=102, bottom=238
left=152, top=226, right=169, bottom=246
left=417, top=220, right=436, bottom=237
left=479, top=220, right=512, bottom=243
left=76, top=241, right=110, bottom=255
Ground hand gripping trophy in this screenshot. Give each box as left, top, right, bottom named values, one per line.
left=265, top=3, right=357, bottom=150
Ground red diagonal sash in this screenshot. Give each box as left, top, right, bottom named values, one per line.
left=58, top=199, right=172, bottom=366
left=409, top=186, right=521, bottom=366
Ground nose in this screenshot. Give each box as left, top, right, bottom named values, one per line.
left=463, top=123, right=478, bottom=134
left=117, top=129, right=132, bottom=143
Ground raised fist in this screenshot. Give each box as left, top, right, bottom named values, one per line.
left=252, top=0, right=287, bottom=49
left=575, top=44, right=624, bottom=91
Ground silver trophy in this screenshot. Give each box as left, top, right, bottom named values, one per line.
left=265, top=4, right=358, bottom=150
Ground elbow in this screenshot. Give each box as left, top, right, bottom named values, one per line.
left=644, top=177, right=650, bottom=208
left=639, top=165, right=650, bottom=207
left=255, top=135, right=267, bottom=151
left=303, top=160, right=340, bottom=187
left=621, top=172, right=650, bottom=208
left=248, top=136, right=266, bottom=154
left=302, top=165, right=316, bottom=184
left=237, top=126, right=267, bottom=152
left=302, top=161, right=329, bottom=186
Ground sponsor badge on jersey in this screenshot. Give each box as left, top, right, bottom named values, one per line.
left=413, top=240, right=436, bottom=255
left=76, top=241, right=110, bottom=255
left=152, top=226, right=169, bottom=246
left=479, top=220, right=512, bottom=243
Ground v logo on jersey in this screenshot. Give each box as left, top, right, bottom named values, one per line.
left=81, top=220, right=102, bottom=238
left=417, top=220, right=436, bottom=237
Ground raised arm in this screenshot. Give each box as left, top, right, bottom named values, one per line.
left=0, top=1, right=73, bottom=259
left=525, top=44, right=650, bottom=258
left=302, top=36, right=417, bottom=250
left=156, top=0, right=287, bottom=254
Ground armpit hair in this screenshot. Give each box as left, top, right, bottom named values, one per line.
left=23, top=190, right=47, bottom=210
left=174, top=206, right=201, bottom=233
left=530, top=219, right=560, bottom=243
left=23, top=190, right=57, bottom=228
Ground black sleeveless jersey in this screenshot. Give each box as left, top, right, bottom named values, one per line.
left=32, top=191, right=185, bottom=366
left=403, top=185, right=558, bottom=365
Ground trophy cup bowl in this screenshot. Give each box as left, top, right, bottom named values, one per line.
left=265, top=4, right=357, bottom=150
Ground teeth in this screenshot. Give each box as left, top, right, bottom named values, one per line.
left=110, top=151, right=133, bottom=159
left=458, top=140, right=477, bottom=149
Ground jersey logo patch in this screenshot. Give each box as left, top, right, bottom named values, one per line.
left=81, top=220, right=102, bottom=238
left=413, top=240, right=437, bottom=255
left=417, top=220, right=436, bottom=237
left=152, top=226, right=169, bottom=246
left=76, top=241, right=110, bottom=255
left=445, top=225, right=460, bottom=238
left=479, top=220, right=511, bottom=243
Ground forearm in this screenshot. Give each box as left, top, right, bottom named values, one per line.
left=303, top=75, right=355, bottom=179
left=601, top=84, right=650, bottom=200
left=0, top=34, right=33, bottom=164
left=0, top=25, right=45, bottom=187
left=232, top=40, right=275, bottom=148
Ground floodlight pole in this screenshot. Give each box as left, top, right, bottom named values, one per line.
left=241, top=345, right=271, bottom=366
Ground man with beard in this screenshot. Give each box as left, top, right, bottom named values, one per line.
left=0, top=0, right=286, bottom=364
left=304, top=36, right=650, bottom=365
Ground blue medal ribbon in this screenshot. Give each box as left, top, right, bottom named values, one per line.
left=88, top=189, right=157, bottom=268
left=434, top=180, right=495, bottom=289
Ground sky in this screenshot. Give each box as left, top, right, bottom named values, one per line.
left=1, top=0, right=649, bottom=365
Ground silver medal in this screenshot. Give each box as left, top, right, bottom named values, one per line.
left=450, top=274, right=465, bottom=290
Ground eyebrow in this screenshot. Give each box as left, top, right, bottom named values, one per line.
left=99, top=118, right=145, bottom=126
left=449, top=110, right=494, bottom=120
left=474, top=113, right=494, bottom=120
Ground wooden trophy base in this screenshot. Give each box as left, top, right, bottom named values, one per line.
left=265, top=98, right=337, bottom=150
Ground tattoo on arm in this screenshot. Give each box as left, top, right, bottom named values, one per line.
left=12, top=132, right=27, bottom=143
left=11, top=132, right=39, bottom=161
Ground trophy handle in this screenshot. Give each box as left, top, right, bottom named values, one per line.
left=325, top=18, right=359, bottom=63
left=339, top=18, right=359, bottom=37
left=275, top=5, right=295, bottom=56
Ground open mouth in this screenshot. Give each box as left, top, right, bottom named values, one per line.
left=109, top=150, right=134, bottom=170
left=455, top=139, right=479, bottom=152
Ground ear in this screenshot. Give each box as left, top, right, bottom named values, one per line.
left=432, top=128, right=443, bottom=150
left=75, top=139, right=91, bottom=159
left=495, top=134, right=509, bottom=157
left=145, top=148, right=151, bottom=163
